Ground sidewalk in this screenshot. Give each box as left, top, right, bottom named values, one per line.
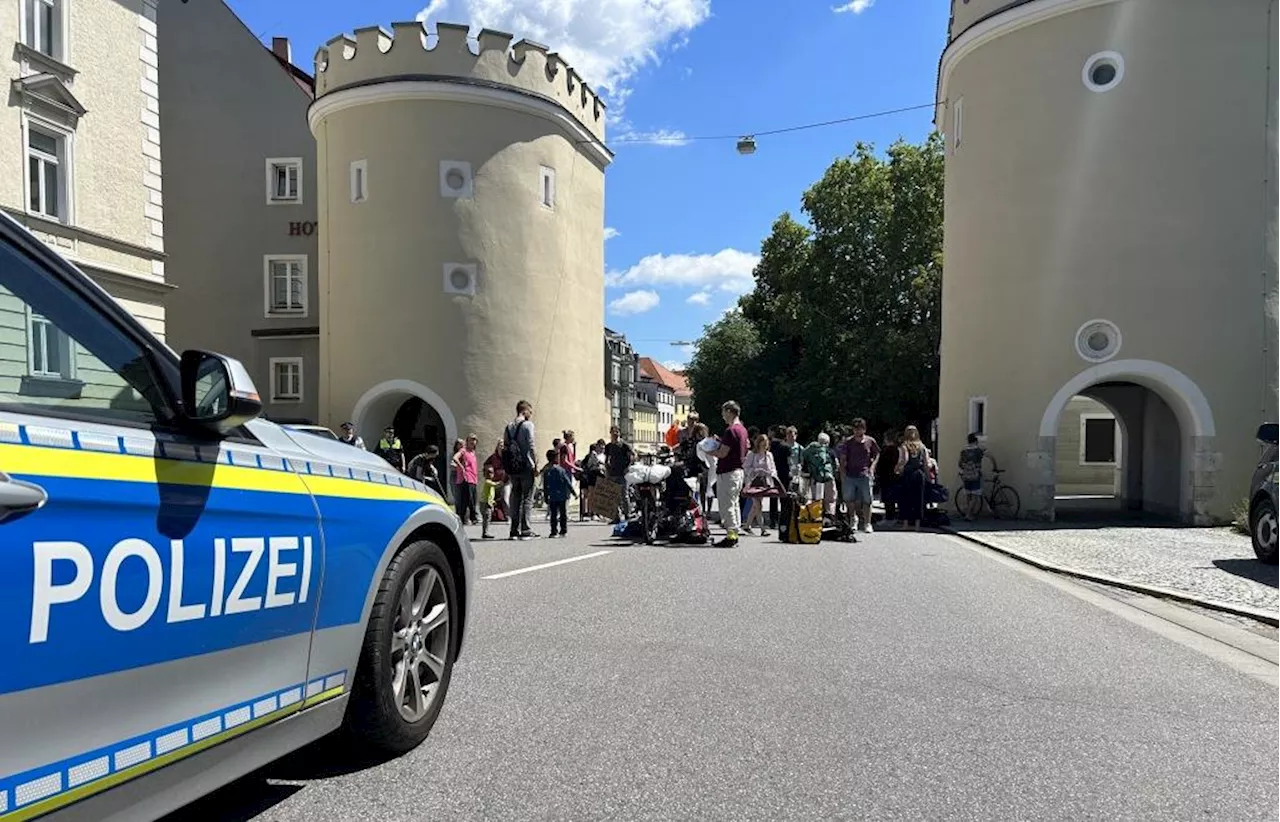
left=945, top=520, right=1278, bottom=617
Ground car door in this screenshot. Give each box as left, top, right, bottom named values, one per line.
left=0, top=231, right=321, bottom=820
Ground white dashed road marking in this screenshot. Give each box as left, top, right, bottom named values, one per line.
left=482, top=551, right=613, bottom=580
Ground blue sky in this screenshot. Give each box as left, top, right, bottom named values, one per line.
left=228, top=0, right=949, bottom=370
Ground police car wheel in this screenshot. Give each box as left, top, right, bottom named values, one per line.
left=346, top=539, right=457, bottom=754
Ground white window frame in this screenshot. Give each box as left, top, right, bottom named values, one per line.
left=23, top=115, right=72, bottom=223
left=350, top=158, right=368, bottom=204
left=1079, top=413, right=1120, bottom=466
left=539, top=165, right=556, bottom=209
left=439, top=160, right=473, bottom=199
left=952, top=97, right=963, bottom=151
left=25, top=305, right=76, bottom=379
left=967, top=395, right=987, bottom=439
left=269, top=357, right=303, bottom=403
left=21, top=0, right=67, bottom=62
left=265, top=157, right=303, bottom=205
left=263, top=255, right=308, bottom=317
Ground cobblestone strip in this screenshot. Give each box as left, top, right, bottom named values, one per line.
left=947, top=526, right=1278, bottom=622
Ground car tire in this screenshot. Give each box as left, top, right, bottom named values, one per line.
left=1251, top=498, right=1278, bottom=565
left=345, top=539, right=458, bottom=755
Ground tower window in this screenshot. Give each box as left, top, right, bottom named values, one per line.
left=350, top=159, right=368, bottom=203
left=539, top=166, right=556, bottom=209
left=1082, top=52, right=1124, bottom=93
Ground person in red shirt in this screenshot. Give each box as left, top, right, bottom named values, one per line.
left=712, top=400, right=750, bottom=548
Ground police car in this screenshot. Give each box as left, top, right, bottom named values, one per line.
left=0, top=213, right=474, bottom=821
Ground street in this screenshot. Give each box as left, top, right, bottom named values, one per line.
left=175, top=521, right=1279, bottom=822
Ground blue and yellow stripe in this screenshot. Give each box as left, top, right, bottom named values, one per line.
left=0, top=420, right=445, bottom=506
left=0, top=671, right=348, bottom=821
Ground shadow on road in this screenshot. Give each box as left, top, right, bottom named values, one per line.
left=160, top=778, right=303, bottom=821
left=950, top=516, right=1192, bottom=534
left=1212, top=558, right=1279, bottom=588
left=158, top=733, right=401, bottom=821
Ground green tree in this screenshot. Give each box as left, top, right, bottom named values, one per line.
left=684, top=309, right=761, bottom=425
left=688, top=132, right=944, bottom=441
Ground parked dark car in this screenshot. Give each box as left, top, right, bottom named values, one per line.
left=1249, top=423, right=1278, bottom=564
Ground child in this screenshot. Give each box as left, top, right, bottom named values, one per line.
left=479, top=463, right=499, bottom=539
left=541, top=448, right=577, bottom=537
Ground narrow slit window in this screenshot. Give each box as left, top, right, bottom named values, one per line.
left=350, top=159, right=367, bottom=203
left=540, top=166, right=556, bottom=209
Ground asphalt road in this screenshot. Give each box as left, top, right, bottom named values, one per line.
left=173, top=520, right=1279, bottom=822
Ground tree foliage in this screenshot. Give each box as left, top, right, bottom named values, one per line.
left=685, top=133, right=944, bottom=440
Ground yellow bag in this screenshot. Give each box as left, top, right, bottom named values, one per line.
left=796, top=500, right=824, bottom=545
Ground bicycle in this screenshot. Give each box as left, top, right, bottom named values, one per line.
left=954, top=467, right=1021, bottom=520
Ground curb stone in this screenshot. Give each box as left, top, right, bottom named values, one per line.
left=942, top=527, right=1280, bottom=627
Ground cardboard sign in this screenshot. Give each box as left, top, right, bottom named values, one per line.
left=591, top=477, right=624, bottom=516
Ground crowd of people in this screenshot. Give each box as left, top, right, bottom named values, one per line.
left=336, top=398, right=982, bottom=546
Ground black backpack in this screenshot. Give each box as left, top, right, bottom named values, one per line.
left=502, top=420, right=528, bottom=475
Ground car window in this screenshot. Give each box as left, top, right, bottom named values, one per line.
left=0, top=238, right=172, bottom=426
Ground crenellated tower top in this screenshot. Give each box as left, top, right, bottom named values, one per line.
left=313, top=22, right=607, bottom=142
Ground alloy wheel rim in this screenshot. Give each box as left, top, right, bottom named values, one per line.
left=1262, top=510, right=1278, bottom=551
left=390, top=566, right=450, bottom=722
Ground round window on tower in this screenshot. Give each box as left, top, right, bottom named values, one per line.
left=1074, top=319, right=1122, bottom=363
left=1082, top=51, right=1124, bottom=93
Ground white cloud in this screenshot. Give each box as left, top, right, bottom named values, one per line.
left=607, top=249, right=759, bottom=294
left=609, top=289, right=660, bottom=315
left=616, top=127, right=689, bottom=146
left=833, top=0, right=874, bottom=13
left=417, top=0, right=709, bottom=131
left=687, top=290, right=711, bottom=306
left=604, top=226, right=620, bottom=241
left=662, top=359, right=686, bottom=371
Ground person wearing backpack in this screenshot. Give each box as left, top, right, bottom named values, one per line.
left=504, top=400, right=538, bottom=540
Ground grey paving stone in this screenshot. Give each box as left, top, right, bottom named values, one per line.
left=952, top=524, right=1278, bottom=614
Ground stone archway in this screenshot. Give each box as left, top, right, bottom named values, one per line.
left=1031, top=359, right=1217, bottom=524
left=351, top=379, right=459, bottom=470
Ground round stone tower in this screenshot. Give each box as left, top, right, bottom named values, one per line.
left=309, top=22, right=612, bottom=460
left=936, top=0, right=1278, bottom=524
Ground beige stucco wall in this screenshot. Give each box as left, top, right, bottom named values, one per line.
left=938, top=0, right=1277, bottom=523
left=1, top=0, right=165, bottom=333
left=313, top=34, right=609, bottom=455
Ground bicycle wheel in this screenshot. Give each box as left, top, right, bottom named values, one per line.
left=955, top=487, right=981, bottom=519
left=990, top=485, right=1021, bottom=520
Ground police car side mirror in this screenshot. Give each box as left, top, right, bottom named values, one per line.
left=180, top=350, right=263, bottom=436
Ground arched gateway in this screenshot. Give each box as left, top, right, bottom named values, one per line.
left=1033, top=359, right=1218, bottom=524
left=351, top=379, right=458, bottom=475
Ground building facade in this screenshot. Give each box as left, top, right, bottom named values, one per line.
left=937, top=0, right=1279, bottom=523
left=632, top=397, right=658, bottom=449
left=0, top=0, right=168, bottom=407
left=672, top=373, right=692, bottom=426
left=637, top=356, right=678, bottom=432
left=157, top=0, right=320, bottom=423
left=311, top=23, right=612, bottom=458
left=605, top=327, right=637, bottom=440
